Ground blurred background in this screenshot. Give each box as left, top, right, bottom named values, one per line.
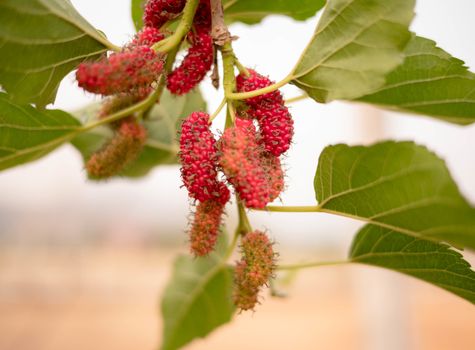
left=1, top=0, right=475, bottom=349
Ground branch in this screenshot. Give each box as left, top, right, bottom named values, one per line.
left=210, top=0, right=232, bottom=46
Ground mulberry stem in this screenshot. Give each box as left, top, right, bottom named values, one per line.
left=277, top=260, right=348, bottom=271
left=226, top=74, right=293, bottom=100
left=285, top=93, right=309, bottom=104
left=209, top=97, right=227, bottom=122
left=237, top=201, right=253, bottom=235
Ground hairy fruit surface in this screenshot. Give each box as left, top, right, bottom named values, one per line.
left=179, top=112, right=227, bottom=202
left=233, top=231, right=276, bottom=311
left=86, top=119, right=147, bottom=179
left=77, top=46, right=164, bottom=96
left=143, top=0, right=186, bottom=29
left=167, top=32, right=213, bottom=95
left=130, top=26, right=165, bottom=47
left=236, top=69, right=294, bottom=156
left=189, top=193, right=229, bottom=257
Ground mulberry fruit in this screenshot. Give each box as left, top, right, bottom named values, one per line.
left=86, top=119, right=147, bottom=179
left=179, top=112, right=227, bottom=202
left=189, top=187, right=229, bottom=256
left=233, top=231, right=276, bottom=311
left=130, top=26, right=165, bottom=47
left=143, top=0, right=186, bottom=29
left=167, top=32, right=213, bottom=95
left=219, top=118, right=284, bottom=208
left=77, top=46, right=164, bottom=96
left=194, top=0, right=211, bottom=33
left=219, top=119, right=271, bottom=209
left=236, top=69, right=294, bottom=157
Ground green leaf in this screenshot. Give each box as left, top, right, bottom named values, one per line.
left=223, top=0, right=326, bottom=24
left=314, top=141, right=475, bottom=250
left=0, top=92, right=81, bottom=171
left=291, top=0, right=415, bottom=103
left=358, top=35, right=475, bottom=125
left=71, top=89, right=206, bottom=178
left=0, top=0, right=115, bottom=107
left=131, top=0, right=145, bottom=31
left=161, top=234, right=235, bottom=350
left=350, top=225, right=475, bottom=304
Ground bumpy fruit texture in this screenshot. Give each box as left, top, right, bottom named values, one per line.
left=233, top=231, right=276, bottom=311
left=249, top=103, right=294, bottom=157
left=179, top=112, right=227, bottom=203
left=189, top=190, right=229, bottom=256
left=143, top=0, right=186, bottom=29
left=219, top=119, right=270, bottom=209
left=233, top=261, right=259, bottom=311
left=260, top=151, right=284, bottom=202
left=236, top=69, right=294, bottom=157
left=77, top=46, right=164, bottom=96
left=219, top=119, right=284, bottom=209
left=236, top=69, right=284, bottom=107
left=167, top=32, right=213, bottom=95
left=130, top=26, right=165, bottom=47
left=86, top=119, right=147, bottom=179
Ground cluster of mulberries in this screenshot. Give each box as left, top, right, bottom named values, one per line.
left=77, top=24, right=167, bottom=178
left=233, top=231, right=276, bottom=311
left=179, top=112, right=230, bottom=256
left=237, top=69, right=294, bottom=157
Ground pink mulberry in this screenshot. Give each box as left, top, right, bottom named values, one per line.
left=86, top=119, right=147, bottom=179
left=233, top=231, right=276, bottom=311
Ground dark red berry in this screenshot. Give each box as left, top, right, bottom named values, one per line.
left=167, top=32, right=213, bottom=95
left=236, top=69, right=294, bottom=156
left=143, top=0, right=186, bottom=29
left=179, top=111, right=228, bottom=202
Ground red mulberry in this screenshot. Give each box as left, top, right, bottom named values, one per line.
left=143, top=0, right=186, bottom=29
left=233, top=231, right=276, bottom=311
left=194, top=0, right=211, bottom=33
left=179, top=112, right=227, bottom=202
left=219, top=119, right=271, bottom=209
left=249, top=103, right=294, bottom=157
left=130, top=26, right=165, bottom=47
left=236, top=69, right=284, bottom=107
left=86, top=119, right=147, bottom=179
left=167, top=32, right=213, bottom=95
left=189, top=189, right=229, bottom=257
left=236, top=69, right=294, bottom=157
left=77, top=46, right=164, bottom=96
